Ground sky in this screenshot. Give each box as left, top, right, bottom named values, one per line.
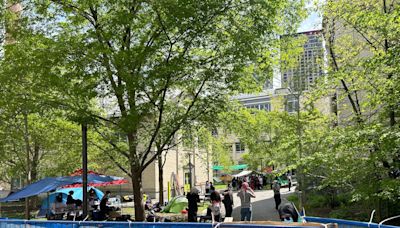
left=298, top=11, right=323, bottom=33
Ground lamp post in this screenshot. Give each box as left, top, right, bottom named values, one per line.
left=188, top=153, right=193, bottom=188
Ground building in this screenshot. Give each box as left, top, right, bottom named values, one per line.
left=230, top=29, right=328, bottom=163
left=281, top=30, right=325, bottom=92
left=141, top=142, right=211, bottom=201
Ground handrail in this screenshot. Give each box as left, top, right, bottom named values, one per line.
left=378, top=214, right=400, bottom=228
left=368, top=210, right=375, bottom=228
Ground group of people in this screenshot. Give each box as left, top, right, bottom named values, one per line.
left=50, top=189, right=113, bottom=220
left=186, top=176, right=297, bottom=223
left=232, top=175, right=265, bottom=191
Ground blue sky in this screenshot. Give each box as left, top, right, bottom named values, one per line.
left=298, top=11, right=322, bottom=32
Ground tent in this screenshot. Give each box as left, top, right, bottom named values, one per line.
left=0, top=174, right=125, bottom=202
left=232, top=170, right=253, bottom=178
left=212, top=164, right=248, bottom=171
left=37, top=187, right=104, bottom=217
left=162, top=196, right=188, bottom=214
left=62, top=169, right=128, bottom=188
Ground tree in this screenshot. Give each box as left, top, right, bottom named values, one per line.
left=6, top=0, right=305, bottom=220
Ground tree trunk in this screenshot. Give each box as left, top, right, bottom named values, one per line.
left=158, top=154, right=164, bottom=205
left=132, top=170, right=145, bottom=221
left=30, top=143, right=40, bottom=209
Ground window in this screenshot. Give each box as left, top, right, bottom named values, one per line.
left=235, top=142, right=245, bottom=153
left=286, top=98, right=299, bottom=113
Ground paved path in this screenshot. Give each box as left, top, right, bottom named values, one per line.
left=229, top=187, right=296, bottom=221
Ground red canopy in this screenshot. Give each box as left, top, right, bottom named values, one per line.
left=61, top=169, right=128, bottom=188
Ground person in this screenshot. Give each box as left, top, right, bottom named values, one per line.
left=272, top=180, right=281, bottom=210
left=258, top=176, right=263, bottom=190
left=51, top=193, right=66, bottom=214
left=231, top=178, right=237, bottom=189
left=208, top=190, right=222, bottom=222
left=100, top=191, right=112, bottom=218
left=186, top=187, right=200, bottom=222
left=205, top=181, right=210, bottom=194
left=222, top=187, right=233, bottom=217
left=278, top=202, right=299, bottom=222
left=88, top=188, right=98, bottom=210
left=209, top=182, right=215, bottom=193
left=237, top=182, right=255, bottom=221
left=288, top=175, right=292, bottom=191
left=66, top=191, right=75, bottom=211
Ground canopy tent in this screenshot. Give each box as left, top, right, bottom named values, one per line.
left=212, top=164, right=248, bottom=171
left=62, top=169, right=128, bottom=188
left=0, top=174, right=125, bottom=202
left=37, top=187, right=104, bottom=217
left=232, top=170, right=254, bottom=178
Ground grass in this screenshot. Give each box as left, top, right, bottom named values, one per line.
left=214, top=184, right=228, bottom=190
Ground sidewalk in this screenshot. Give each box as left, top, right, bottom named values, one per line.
left=231, top=187, right=296, bottom=221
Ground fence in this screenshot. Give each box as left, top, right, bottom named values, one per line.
left=0, top=219, right=336, bottom=228
left=0, top=218, right=399, bottom=228
left=303, top=217, right=399, bottom=228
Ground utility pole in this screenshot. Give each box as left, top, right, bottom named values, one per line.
left=82, top=124, right=88, bottom=218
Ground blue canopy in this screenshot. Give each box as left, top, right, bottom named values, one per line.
left=37, top=187, right=104, bottom=217
left=0, top=174, right=123, bottom=202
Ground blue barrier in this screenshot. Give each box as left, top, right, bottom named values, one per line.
left=0, top=219, right=328, bottom=228
left=303, top=217, right=399, bottom=228
left=0, top=218, right=398, bottom=228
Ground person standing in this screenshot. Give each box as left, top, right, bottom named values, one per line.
left=272, top=180, right=281, bottom=210
left=237, top=182, right=255, bottom=221
left=209, top=182, right=215, bottom=193
left=186, top=187, right=200, bottom=222
left=222, top=187, right=234, bottom=217
left=288, top=175, right=292, bottom=191
left=205, top=181, right=210, bottom=194
left=66, top=191, right=75, bottom=211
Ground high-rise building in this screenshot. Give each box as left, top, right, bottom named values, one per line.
left=281, top=30, right=324, bottom=92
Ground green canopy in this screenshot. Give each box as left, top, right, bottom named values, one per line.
left=212, top=164, right=248, bottom=171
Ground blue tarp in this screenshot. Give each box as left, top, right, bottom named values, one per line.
left=0, top=174, right=123, bottom=202
left=37, top=187, right=104, bottom=217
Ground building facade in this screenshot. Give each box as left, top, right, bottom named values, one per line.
left=230, top=29, right=328, bottom=163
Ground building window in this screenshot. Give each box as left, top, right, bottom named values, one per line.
left=286, top=98, right=299, bottom=113
left=235, top=142, right=245, bottom=153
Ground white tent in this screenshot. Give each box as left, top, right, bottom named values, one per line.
left=232, top=170, right=253, bottom=178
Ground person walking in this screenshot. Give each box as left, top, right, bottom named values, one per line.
left=222, top=187, right=234, bottom=217
left=186, top=187, right=200, bottom=222
left=288, top=175, right=292, bottom=191
left=237, top=182, right=255, bottom=221
left=272, top=180, right=281, bottom=210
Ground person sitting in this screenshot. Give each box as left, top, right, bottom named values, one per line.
left=209, top=190, right=222, bottom=222
left=88, top=189, right=99, bottom=210
left=99, top=191, right=112, bottom=219
left=278, top=202, right=299, bottom=222
left=50, top=193, right=66, bottom=219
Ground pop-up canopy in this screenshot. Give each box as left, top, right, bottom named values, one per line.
left=0, top=174, right=125, bottom=202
